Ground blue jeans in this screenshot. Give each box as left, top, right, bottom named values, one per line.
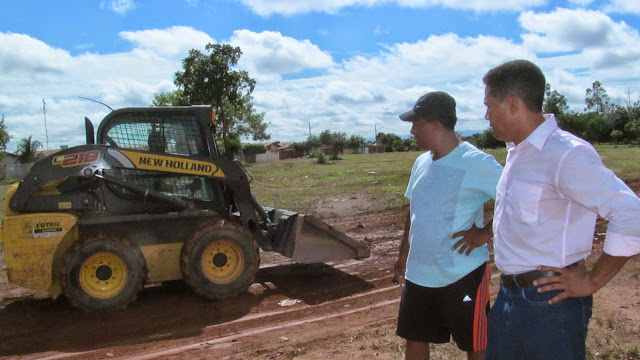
left=485, top=282, right=593, bottom=360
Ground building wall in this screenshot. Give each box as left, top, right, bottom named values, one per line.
left=256, top=150, right=280, bottom=162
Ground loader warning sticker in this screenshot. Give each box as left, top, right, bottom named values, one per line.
left=118, top=150, right=225, bottom=178
left=31, top=220, right=64, bottom=238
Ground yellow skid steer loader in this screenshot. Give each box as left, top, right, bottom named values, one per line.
left=0, top=106, right=369, bottom=311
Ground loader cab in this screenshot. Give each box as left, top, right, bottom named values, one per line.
left=89, top=106, right=229, bottom=215
left=94, top=106, right=220, bottom=157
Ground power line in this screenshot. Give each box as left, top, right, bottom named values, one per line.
left=78, top=96, right=114, bottom=111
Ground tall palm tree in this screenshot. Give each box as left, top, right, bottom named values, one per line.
left=16, top=136, right=43, bottom=164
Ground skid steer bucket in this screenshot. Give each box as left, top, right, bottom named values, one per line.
left=266, top=208, right=370, bottom=263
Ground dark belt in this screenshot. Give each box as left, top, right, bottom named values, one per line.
left=500, top=270, right=558, bottom=289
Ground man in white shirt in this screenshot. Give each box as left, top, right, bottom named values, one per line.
left=482, top=59, right=640, bottom=359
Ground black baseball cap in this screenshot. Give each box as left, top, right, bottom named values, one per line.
left=399, top=91, right=457, bottom=123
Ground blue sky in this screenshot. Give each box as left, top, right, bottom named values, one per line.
left=1, top=0, right=640, bottom=152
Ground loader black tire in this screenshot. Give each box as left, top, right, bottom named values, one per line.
left=61, top=234, right=147, bottom=311
left=180, top=220, right=260, bottom=300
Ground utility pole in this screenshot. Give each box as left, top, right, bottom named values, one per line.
left=308, top=121, right=319, bottom=137
left=43, top=98, right=49, bottom=150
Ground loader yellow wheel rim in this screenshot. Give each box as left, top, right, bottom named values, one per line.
left=201, top=240, right=244, bottom=284
left=79, top=252, right=128, bottom=299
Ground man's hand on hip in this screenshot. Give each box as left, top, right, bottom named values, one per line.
left=533, top=260, right=597, bottom=304
left=535, top=254, right=630, bottom=305
left=450, top=223, right=492, bottom=255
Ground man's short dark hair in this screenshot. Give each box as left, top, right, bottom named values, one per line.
left=482, top=59, right=546, bottom=112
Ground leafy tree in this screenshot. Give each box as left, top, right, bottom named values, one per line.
left=292, top=141, right=311, bottom=155
left=306, top=135, right=320, bottom=151
left=242, top=143, right=266, bottom=163
left=610, top=130, right=624, bottom=144
left=331, top=132, right=347, bottom=159
left=173, top=43, right=269, bottom=157
left=463, top=132, right=482, bottom=146
left=543, top=83, right=569, bottom=115
left=16, top=136, right=43, bottom=164
left=151, top=89, right=188, bottom=106
left=474, top=128, right=505, bottom=149
left=222, top=135, right=242, bottom=159
left=223, top=96, right=269, bottom=145
left=624, top=118, right=640, bottom=142
left=402, top=137, right=417, bottom=149
left=607, top=104, right=632, bottom=132
left=557, top=112, right=588, bottom=139
left=347, top=135, right=366, bottom=153
left=584, top=113, right=612, bottom=143
left=628, top=102, right=640, bottom=125
left=317, top=130, right=347, bottom=159
left=377, top=132, right=403, bottom=152
left=314, top=148, right=327, bottom=164
left=585, top=81, right=611, bottom=114
left=0, top=114, right=10, bottom=158
left=318, top=129, right=333, bottom=146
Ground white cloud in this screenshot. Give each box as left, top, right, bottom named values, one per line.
left=2, top=6, right=640, bottom=152
left=240, top=0, right=546, bottom=16
left=248, top=33, right=535, bottom=142
left=0, top=29, right=199, bottom=151
left=520, top=7, right=640, bottom=80
left=239, top=0, right=388, bottom=16
left=119, top=26, right=214, bottom=57
left=396, top=0, right=546, bottom=12
left=568, top=0, right=595, bottom=6
left=0, top=32, right=72, bottom=74
left=229, top=30, right=334, bottom=74
left=520, top=8, right=640, bottom=52
left=100, top=0, right=137, bottom=15
left=604, top=0, right=640, bottom=15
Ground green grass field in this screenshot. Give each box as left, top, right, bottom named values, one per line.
left=1, top=144, right=638, bottom=219
left=246, top=144, right=640, bottom=216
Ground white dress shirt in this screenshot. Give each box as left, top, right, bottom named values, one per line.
left=493, top=114, right=640, bottom=275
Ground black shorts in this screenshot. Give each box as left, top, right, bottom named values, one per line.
left=396, top=263, right=490, bottom=352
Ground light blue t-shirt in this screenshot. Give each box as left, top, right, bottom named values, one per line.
left=405, top=141, right=503, bottom=287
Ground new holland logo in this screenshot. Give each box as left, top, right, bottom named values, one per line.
left=119, top=150, right=224, bottom=178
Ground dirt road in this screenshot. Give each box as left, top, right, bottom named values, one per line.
left=1, top=206, right=639, bottom=359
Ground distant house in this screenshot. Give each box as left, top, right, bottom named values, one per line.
left=34, top=149, right=61, bottom=159
left=343, top=145, right=370, bottom=155
left=255, top=141, right=302, bottom=162
left=1, top=153, right=20, bottom=167
left=0, top=153, right=26, bottom=180
left=0, top=149, right=62, bottom=180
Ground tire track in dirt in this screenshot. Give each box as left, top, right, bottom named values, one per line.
left=24, top=284, right=401, bottom=360
left=126, top=298, right=400, bottom=360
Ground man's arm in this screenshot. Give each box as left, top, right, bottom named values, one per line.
left=534, top=253, right=630, bottom=305
left=450, top=218, right=493, bottom=256
left=393, top=211, right=411, bottom=285
left=535, top=145, right=638, bottom=304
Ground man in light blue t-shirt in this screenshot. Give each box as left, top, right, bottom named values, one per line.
left=394, top=91, right=503, bottom=360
